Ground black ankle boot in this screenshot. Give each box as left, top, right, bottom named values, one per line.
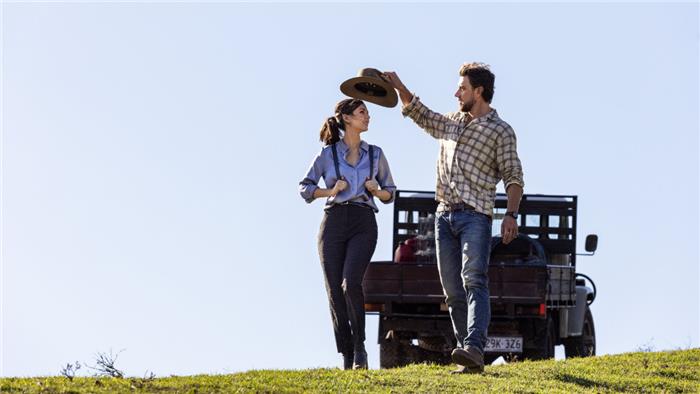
left=353, top=343, right=368, bottom=370
left=342, top=352, right=354, bottom=370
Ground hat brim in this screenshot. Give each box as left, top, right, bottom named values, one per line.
left=339, top=76, right=398, bottom=108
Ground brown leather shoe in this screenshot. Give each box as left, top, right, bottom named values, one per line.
left=451, top=346, right=484, bottom=373
left=450, top=364, right=483, bottom=374
left=450, top=365, right=469, bottom=374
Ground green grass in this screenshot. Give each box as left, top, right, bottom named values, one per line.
left=2, top=349, right=699, bottom=393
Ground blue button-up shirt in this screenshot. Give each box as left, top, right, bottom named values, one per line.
left=299, top=140, right=396, bottom=212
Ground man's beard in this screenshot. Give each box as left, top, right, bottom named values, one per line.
left=460, top=99, right=474, bottom=112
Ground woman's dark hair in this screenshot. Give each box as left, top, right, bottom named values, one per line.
left=319, top=98, right=365, bottom=146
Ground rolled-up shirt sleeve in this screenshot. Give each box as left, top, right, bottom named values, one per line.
left=376, top=148, right=397, bottom=204
left=299, top=150, right=324, bottom=203
left=496, top=126, right=524, bottom=190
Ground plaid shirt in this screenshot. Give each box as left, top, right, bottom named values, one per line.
left=402, top=96, right=524, bottom=217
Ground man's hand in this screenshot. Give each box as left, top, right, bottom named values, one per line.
left=383, top=71, right=413, bottom=105
left=502, top=184, right=523, bottom=244
left=501, top=216, right=518, bottom=244
left=331, top=179, right=348, bottom=196
left=364, top=179, right=379, bottom=194
left=382, top=71, right=406, bottom=90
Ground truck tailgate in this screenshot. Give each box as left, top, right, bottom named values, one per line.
left=363, top=261, right=548, bottom=304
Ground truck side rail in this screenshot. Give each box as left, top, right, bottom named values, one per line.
left=393, top=190, right=579, bottom=266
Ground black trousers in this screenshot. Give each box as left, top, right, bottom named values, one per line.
left=318, top=204, right=378, bottom=354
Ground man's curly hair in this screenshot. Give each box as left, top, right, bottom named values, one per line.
left=459, top=62, right=495, bottom=103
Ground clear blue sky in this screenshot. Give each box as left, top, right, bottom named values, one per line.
left=2, top=1, right=698, bottom=377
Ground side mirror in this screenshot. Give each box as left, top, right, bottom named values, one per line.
left=585, top=234, right=598, bottom=252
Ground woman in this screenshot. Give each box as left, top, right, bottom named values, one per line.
left=299, top=98, right=396, bottom=370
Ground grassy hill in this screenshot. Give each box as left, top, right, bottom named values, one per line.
left=2, top=349, right=698, bottom=393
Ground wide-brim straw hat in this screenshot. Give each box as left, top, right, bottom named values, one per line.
left=340, top=68, right=398, bottom=108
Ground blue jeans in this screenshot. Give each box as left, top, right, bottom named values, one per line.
left=435, top=209, right=492, bottom=353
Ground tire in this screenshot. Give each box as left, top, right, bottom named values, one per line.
left=413, top=340, right=452, bottom=366
left=417, top=336, right=451, bottom=353
left=379, top=340, right=406, bottom=369
left=381, top=338, right=452, bottom=368
left=524, top=317, right=556, bottom=360
left=564, top=307, right=596, bottom=358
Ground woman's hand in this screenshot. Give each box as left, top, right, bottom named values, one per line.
left=331, top=179, right=348, bottom=196
left=364, top=179, right=379, bottom=195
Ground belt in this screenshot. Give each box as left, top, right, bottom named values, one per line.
left=335, top=201, right=372, bottom=209
left=439, top=201, right=476, bottom=212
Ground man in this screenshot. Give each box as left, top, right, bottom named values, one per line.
left=383, top=63, right=524, bottom=373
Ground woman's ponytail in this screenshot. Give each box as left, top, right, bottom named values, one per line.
left=318, top=98, right=364, bottom=146
left=319, top=116, right=342, bottom=146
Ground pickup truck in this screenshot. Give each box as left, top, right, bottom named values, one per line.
left=363, top=190, right=598, bottom=368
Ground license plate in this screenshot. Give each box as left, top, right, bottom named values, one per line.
left=485, top=336, right=523, bottom=353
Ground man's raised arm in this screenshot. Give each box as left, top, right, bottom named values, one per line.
left=382, top=71, right=464, bottom=141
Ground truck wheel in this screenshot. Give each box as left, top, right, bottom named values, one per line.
left=524, top=317, right=555, bottom=360
left=417, top=337, right=451, bottom=353
left=379, top=340, right=406, bottom=369
left=406, top=341, right=452, bottom=365
left=564, top=307, right=596, bottom=358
